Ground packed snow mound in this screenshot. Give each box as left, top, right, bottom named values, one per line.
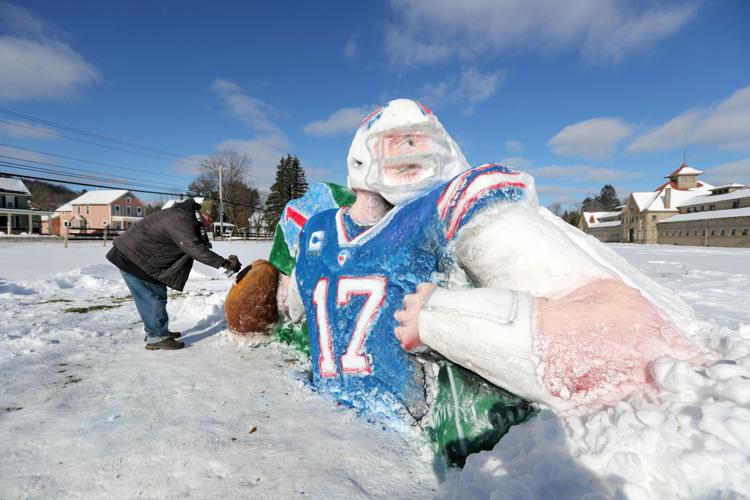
left=433, top=212, right=750, bottom=498
left=438, top=342, right=750, bottom=499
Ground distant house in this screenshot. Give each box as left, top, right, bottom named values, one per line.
left=620, top=164, right=713, bottom=243
left=657, top=184, right=750, bottom=247
left=51, top=190, right=145, bottom=235
left=0, top=178, right=52, bottom=235
left=577, top=209, right=622, bottom=242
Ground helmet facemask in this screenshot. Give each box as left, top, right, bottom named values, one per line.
left=347, top=99, right=470, bottom=206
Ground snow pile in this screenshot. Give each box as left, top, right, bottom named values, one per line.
left=0, top=241, right=439, bottom=498
left=439, top=348, right=750, bottom=499
left=2, top=240, right=749, bottom=498
left=437, top=243, right=750, bottom=499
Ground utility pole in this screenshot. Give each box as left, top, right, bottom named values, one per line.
left=218, top=164, right=224, bottom=240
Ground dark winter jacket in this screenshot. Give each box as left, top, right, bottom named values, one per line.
left=108, top=200, right=225, bottom=291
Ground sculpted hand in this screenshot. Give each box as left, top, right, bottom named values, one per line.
left=394, top=283, right=437, bottom=352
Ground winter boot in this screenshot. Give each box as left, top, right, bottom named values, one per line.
left=168, top=331, right=181, bottom=339
left=145, top=338, right=185, bottom=350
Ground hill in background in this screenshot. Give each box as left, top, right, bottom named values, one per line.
left=25, top=180, right=81, bottom=211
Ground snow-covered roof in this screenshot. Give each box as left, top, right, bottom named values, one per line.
left=710, top=183, right=745, bottom=191
left=666, top=164, right=703, bottom=178
left=678, top=187, right=750, bottom=207
left=630, top=192, right=659, bottom=211
left=654, top=187, right=706, bottom=211
left=593, top=210, right=620, bottom=219
left=658, top=206, right=750, bottom=223
left=68, top=190, right=131, bottom=205
left=629, top=179, right=714, bottom=213
left=55, top=203, right=72, bottom=213
left=581, top=211, right=621, bottom=229
left=0, top=177, right=31, bottom=195
left=590, top=220, right=621, bottom=228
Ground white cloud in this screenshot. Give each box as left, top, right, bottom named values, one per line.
left=536, top=184, right=598, bottom=206
left=626, top=85, right=750, bottom=154
left=624, top=110, right=699, bottom=154
left=498, top=156, right=532, bottom=168
left=215, top=134, right=291, bottom=187
left=529, top=163, right=639, bottom=183
left=505, top=139, right=524, bottom=152
left=532, top=165, right=590, bottom=178
left=304, top=166, right=333, bottom=184
left=548, top=117, right=632, bottom=160
left=0, top=2, right=99, bottom=102
left=702, top=158, right=750, bottom=186
left=208, top=79, right=293, bottom=185
left=385, top=0, right=697, bottom=68
left=211, top=78, right=280, bottom=135
left=303, top=105, right=373, bottom=136
left=343, top=35, right=359, bottom=60
left=0, top=120, right=57, bottom=140
left=0, top=144, right=59, bottom=164
left=169, top=154, right=208, bottom=176
left=420, top=67, right=504, bottom=114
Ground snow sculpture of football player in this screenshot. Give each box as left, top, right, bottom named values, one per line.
left=291, top=97, right=700, bottom=402
left=270, top=101, right=535, bottom=465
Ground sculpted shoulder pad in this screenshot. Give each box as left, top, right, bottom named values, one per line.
left=437, top=164, right=535, bottom=240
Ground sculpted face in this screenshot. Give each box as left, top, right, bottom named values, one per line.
left=375, top=132, right=445, bottom=186
left=347, top=98, right=470, bottom=206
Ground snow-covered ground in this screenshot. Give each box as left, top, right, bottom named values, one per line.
left=1, top=240, right=748, bottom=499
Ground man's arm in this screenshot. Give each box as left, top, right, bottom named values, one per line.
left=168, top=216, right=226, bottom=268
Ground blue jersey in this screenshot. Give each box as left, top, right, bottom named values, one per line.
left=295, top=164, right=529, bottom=421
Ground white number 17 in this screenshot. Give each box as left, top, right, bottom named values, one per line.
left=312, top=276, right=387, bottom=377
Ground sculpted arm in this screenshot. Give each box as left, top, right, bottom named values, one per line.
left=396, top=204, right=697, bottom=406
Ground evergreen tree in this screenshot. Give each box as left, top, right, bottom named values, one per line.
left=562, top=208, right=581, bottom=227
left=596, top=184, right=620, bottom=211
left=581, top=185, right=621, bottom=212
left=263, top=155, right=309, bottom=228
left=288, top=155, right=308, bottom=200
left=582, top=196, right=596, bottom=211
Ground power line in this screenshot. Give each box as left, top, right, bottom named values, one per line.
left=0, top=142, right=194, bottom=181
left=0, top=137, right=274, bottom=186
left=0, top=161, right=188, bottom=193
left=0, top=118, right=204, bottom=167
left=0, top=106, right=278, bottom=186
left=0, top=154, right=187, bottom=191
left=0, top=170, right=265, bottom=211
left=0, top=107, right=202, bottom=164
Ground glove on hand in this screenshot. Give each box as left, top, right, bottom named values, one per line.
left=224, top=255, right=241, bottom=273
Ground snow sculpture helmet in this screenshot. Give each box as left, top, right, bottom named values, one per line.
left=347, top=99, right=470, bottom=206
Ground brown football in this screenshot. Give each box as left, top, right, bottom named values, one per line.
left=225, top=259, right=280, bottom=335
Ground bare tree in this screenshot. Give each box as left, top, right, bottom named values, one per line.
left=547, top=202, right=563, bottom=217
left=188, top=151, right=261, bottom=234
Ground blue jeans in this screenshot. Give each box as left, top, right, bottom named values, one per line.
left=120, top=270, right=169, bottom=344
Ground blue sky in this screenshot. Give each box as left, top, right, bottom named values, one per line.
left=0, top=0, right=748, bottom=206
